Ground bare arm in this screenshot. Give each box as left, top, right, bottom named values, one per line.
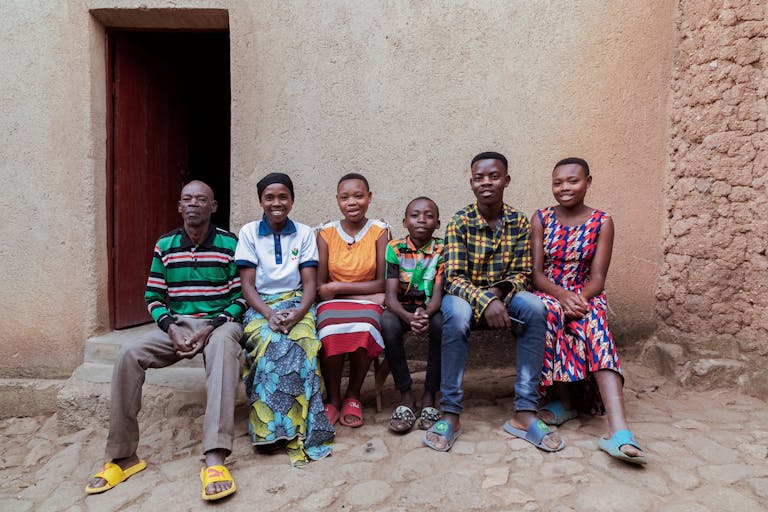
left=385, top=277, right=414, bottom=324
left=317, top=235, right=330, bottom=286
left=276, top=266, right=317, bottom=333
left=580, top=215, right=614, bottom=300
left=316, top=234, right=335, bottom=301
left=296, top=265, right=317, bottom=315
left=424, top=274, right=444, bottom=318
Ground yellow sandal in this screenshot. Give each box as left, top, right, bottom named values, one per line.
left=200, top=465, right=237, bottom=501
left=85, top=460, right=147, bottom=494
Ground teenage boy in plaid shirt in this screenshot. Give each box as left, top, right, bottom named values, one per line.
left=423, top=152, right=565, bottom=453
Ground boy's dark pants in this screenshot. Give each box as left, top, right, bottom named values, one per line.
left=381, top=306, right=442, bottom=395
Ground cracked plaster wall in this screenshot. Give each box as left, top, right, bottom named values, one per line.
left=655, top=0, right=768, bottom=394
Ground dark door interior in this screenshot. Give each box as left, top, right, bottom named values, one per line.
left=108, top=30, right=231, bottom=329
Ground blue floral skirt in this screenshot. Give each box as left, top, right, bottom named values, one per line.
left=243, top=291, right=334, bottom=466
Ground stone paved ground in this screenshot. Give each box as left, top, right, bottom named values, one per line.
left=2, top=361, right=768, bottom=512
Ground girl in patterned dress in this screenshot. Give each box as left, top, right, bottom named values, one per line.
left=532, top=157, right=646, bottom=465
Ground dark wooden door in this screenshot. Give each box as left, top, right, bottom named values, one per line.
left=109, top=32, right=188, bottom=329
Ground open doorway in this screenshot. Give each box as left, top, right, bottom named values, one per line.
left=107, top=30, right=231, bottom=329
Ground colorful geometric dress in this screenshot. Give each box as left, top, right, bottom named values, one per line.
left=535, top=207, right=621, bottom=409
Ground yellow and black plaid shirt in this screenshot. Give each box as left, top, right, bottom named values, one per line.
left=444, top=202, right=531, bottom=321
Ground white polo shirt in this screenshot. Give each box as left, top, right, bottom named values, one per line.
left=235, top=217, right=318, bottom=295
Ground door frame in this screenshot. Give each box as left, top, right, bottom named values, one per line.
left=88, top=9, right=230, bottom=332
left=105, top=30, right=117, bottom=329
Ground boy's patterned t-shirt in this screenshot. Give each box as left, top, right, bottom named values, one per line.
left=385, top=236, right=445, bottom=307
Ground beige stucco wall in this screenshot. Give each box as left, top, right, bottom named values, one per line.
left=0, top=0, right=675, bottom=378
left=0, top=1, right=107, bottom=377
left=231, top=0, right=675, bottom=342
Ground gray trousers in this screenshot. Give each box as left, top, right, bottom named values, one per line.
left=105, top=317, right=243, bottom=459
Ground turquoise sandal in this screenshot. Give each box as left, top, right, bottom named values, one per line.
left=599, top=429, right=647, bottom=465
left=538, top=401, right=578, bottom=426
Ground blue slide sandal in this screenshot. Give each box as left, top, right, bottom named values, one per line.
left=423, top=419, right=463, bottom=452
left=599, top=429, right=647, bottom=465
left=504, top=419, right=565, bottom=452
left=539, top=401, right=578, bottom=426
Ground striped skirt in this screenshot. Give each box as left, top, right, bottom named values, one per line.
left=317, top=299, right=384, bottom=359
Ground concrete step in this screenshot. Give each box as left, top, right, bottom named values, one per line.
left=84, top=324, right=202, bottom=368
left=57, top=324, right=236, bottom=434
left=0, top=378, right=66, bottom=419
left=57, top=323, right=519, bottom=433
left=57, top=362, right=244, bottom=435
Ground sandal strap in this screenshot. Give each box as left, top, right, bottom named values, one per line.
left=201, top=465, right=234, bottom=486
left=420, top=406, right=440, bottom=421
left=392, top=405, right=416, bottom=421
left=343, top=398, right=361, bottom=409
left=92, top=462, right=127, bottom=486
left=612, top=429, right=643, bottom=451
left=428, top=419, right=455, bottom=437
left=526, top=419, right=554, bottom=445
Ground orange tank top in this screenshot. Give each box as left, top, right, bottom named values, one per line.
left=318, top=219, right=388, bottom=283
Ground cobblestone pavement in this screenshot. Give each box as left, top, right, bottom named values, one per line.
left=2, top=362, right=767, bottom=511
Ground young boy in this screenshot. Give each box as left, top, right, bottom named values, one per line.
left=382, top=197, right=444, bottom=433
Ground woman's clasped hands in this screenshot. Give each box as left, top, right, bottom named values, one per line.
left=267, top=309, right=303, bottom=334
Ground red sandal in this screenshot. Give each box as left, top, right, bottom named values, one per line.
left=324, top=403, right=340, bottom=426
left=339, top=397, right=364, bottom=427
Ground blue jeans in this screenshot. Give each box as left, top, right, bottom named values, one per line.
left=439, top=292, right=546, bottom=415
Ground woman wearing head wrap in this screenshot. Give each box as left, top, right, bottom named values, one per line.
left=235, top=172, right=333, bottom=466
